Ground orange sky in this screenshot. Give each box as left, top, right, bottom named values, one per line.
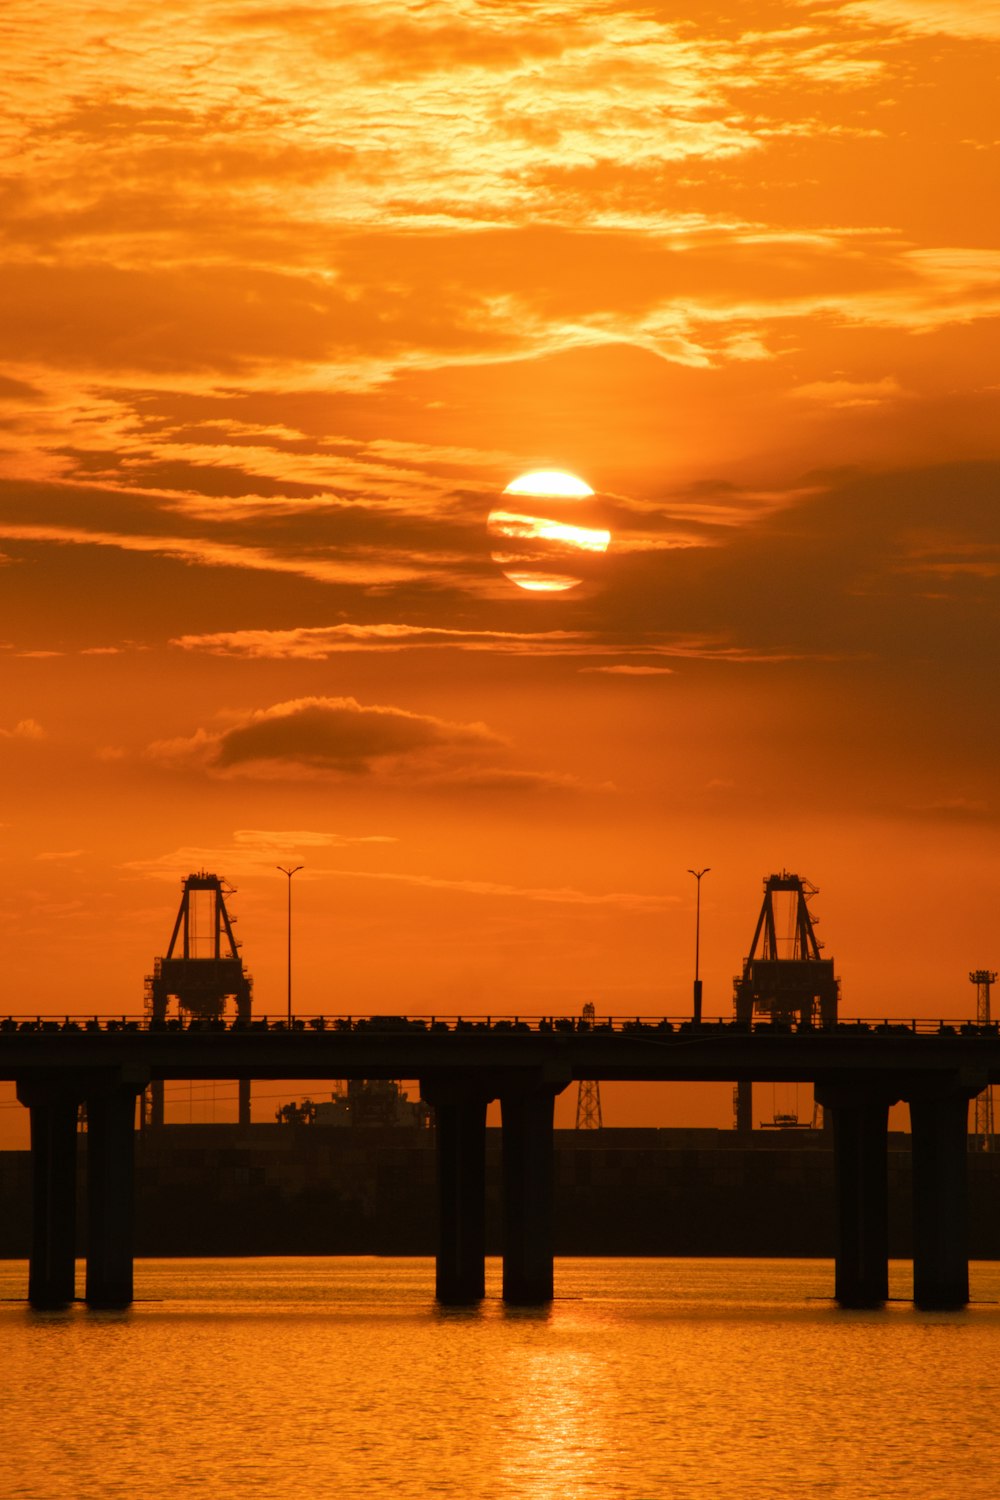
left=1, top=1, right=998, bottom=1141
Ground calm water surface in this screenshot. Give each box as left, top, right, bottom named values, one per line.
left=2, top=1257, right=999, bottom=1500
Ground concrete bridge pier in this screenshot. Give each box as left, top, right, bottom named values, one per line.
left=422, top=1079, right=493, bottom=1304
left=17, top=1079, right=81, bottom=1309
left=85, top=1080, right=146, bottom=1309
left=816, top=1079, right=896, bottom=1308
left=909, top=1080, right=981, bottom=1310
left=500, top=1084, right=562, bottom=1305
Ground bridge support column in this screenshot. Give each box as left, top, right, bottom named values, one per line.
left=17, top=1080, right=80, bottom=1309
left=237, top=994, right=252, bottom=1128
left=909, top=1087, right=976, bottom=1310
left=817, top=1083, right=891, bottom=1307
left=500, top=1086, right=560, bottom=1305
left=422, top=1081, right=491, bottom=1304
left=85, top=1083, right=144, bottom=1309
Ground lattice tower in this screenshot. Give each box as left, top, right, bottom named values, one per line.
left=575, top=1003, right=603, bottom=1129
left=970, top=970, right=997, bottom=1150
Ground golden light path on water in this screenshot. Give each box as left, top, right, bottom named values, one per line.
left=488, top=470, right=611, bottom=592
left=4, top=1258, right=1000, bottom=1500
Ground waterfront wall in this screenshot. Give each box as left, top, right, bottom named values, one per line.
left=2, top=1125, right=1000, bottom=1259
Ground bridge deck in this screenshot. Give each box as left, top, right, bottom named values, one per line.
left=1, top=1014, right=998, bottom=1088
left=7, top=1014, right=991, bottom=1312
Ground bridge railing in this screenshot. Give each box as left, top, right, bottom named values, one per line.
left=0, top=1014, right=995, bottom=1037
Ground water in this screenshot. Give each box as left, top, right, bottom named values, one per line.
left=2, top=1258, right=1000, bottom=1500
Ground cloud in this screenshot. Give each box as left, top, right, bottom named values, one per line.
left=0, top=718, right=46, bottom=740
left=579, top=665, right=675, bottom=676
left=323, top=866, right=676, bottom=913
left=407, top=766, right=606, bottom=794
left=790, top=377, right=909, bottom=409
left=144, top=696, right=602, bottom=792
left=167, top=623, right=846, bottom=668
left=1, top=4, right=779, bottom=261
left=830, top=1, right=1000, bottom=39
left=122, top=827, right=397, bottom=878
left=171, top=623, right=590, bottom=658
left=148, top=696, right=504, bottom=780
left=230, top=827, right=395, bottom=850
left=216, top=698, right=499, bottom=773
left=597, top=459, right=1000, bottom=650
left=6, top=0, right=994, bottom=428
left=10, top=231, right=975, bottom=395
left=0, top=519, right=444, bottom=590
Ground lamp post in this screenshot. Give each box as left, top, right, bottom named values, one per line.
left=687, top=868, right=710, bottom=1024
left=277, top=865, right=304, bottom=1024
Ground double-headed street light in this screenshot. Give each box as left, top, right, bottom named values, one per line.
left=687, top=868, right=710, bottom=1024
left=277, top=865, right=304, bottom=1024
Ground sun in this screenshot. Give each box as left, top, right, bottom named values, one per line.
left=487, top=470, right=611, bottom=593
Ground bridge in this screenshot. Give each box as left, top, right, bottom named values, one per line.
left=4, top=1012, right=998, bottom=1312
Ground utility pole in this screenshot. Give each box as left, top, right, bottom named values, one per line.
left=277, top=865, right=304, bottom=1024
left=688, top=868, right=710, bottom=1024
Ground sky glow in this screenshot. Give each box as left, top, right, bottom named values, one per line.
left=0, top=0, right=998, bottom=1138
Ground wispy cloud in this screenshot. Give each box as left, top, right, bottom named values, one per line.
left=122, top=826, right=397, bottom=879
left=0, top=521, right=450, bottom=589
left=790, top=376, right=909, bottom=409
left=167, top=624, right=847, bottom=665
left=171, top=623, right=589, bottom=658
left=323, top=866, right=675, bottom=912
left=579, top=665, right=675, bottom=676
left=830, top=1, right=1000, bottom=39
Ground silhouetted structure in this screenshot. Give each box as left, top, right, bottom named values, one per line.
left=971, top=970, right=997, bottom=1150
left=313, top=1079, right=430, bottom=1128
left=144, top=873, right=253, bottom=1127
left=733, top=872, right=839, bottom=1131
left=4, top=1015, right=995, bottom=1310
left=575, top=1004, right=603, bottom=1128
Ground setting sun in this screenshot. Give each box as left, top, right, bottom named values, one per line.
left=488, top=470, right=611, bottom=592
left=504, top=470, right=595, bottom=500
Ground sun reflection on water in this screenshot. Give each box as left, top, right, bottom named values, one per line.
left=2, top=1258, right=1000, bottom=1500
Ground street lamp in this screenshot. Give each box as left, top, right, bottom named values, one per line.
left=687, top=868, right=710, bottom=1024
left=277, top=865, right=304, bottom=1024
